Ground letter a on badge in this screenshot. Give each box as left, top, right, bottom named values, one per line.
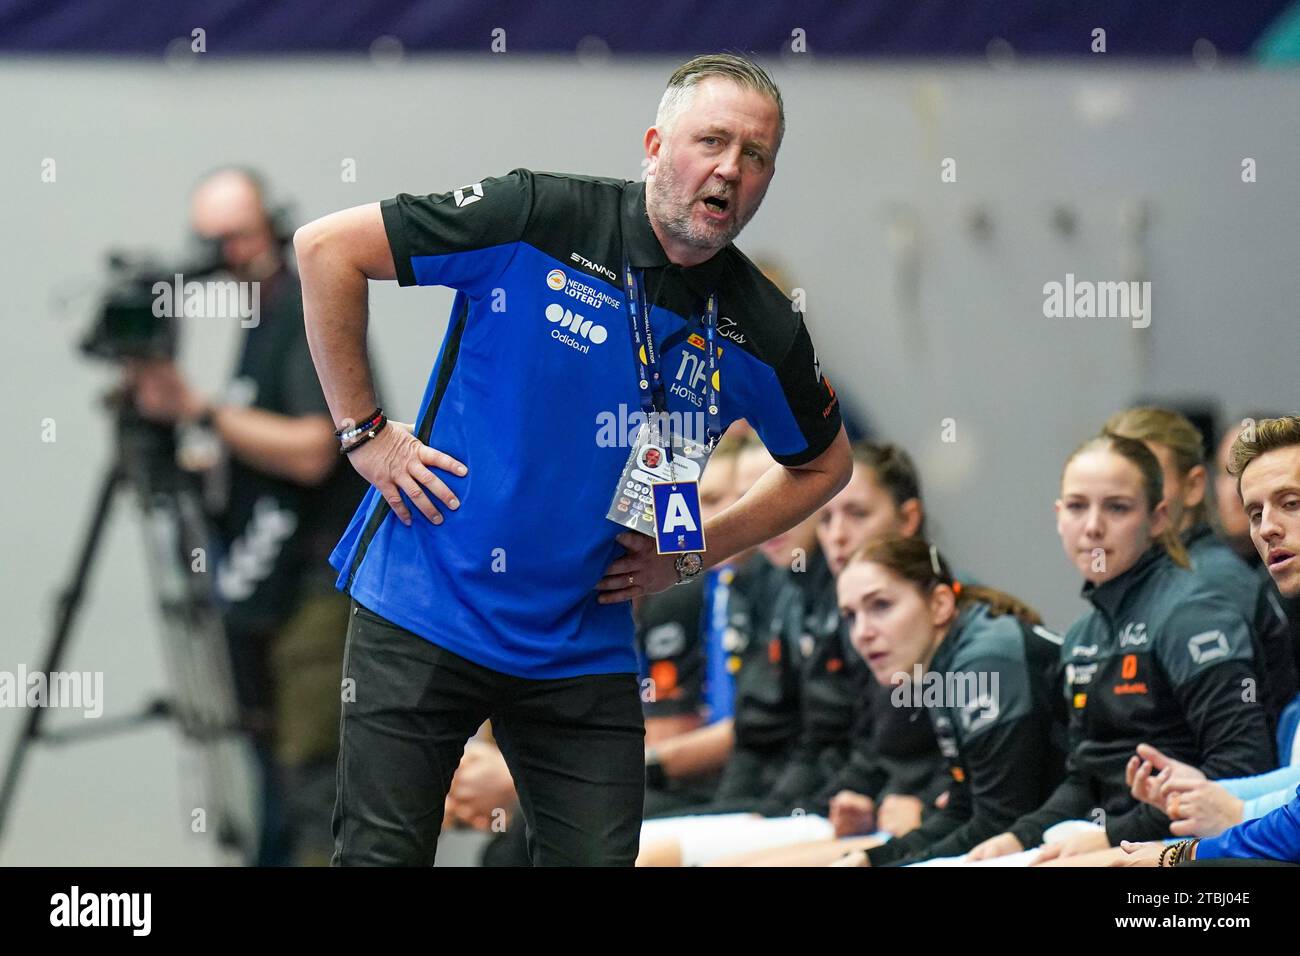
left=651, top=482, right=706, bottom=554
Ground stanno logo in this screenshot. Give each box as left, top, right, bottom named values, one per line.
left=453, top=182, right=484, bottom=207
left=545, top=302, right=607, bottom=352
left=569, top=252, right=617, bottom=282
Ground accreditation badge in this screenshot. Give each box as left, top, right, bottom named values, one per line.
left=650, top=480, right=706, bottom=554
left=606, top=422, right=712, bottom=538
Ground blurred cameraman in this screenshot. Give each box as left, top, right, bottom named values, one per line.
left=128, top=168, right=370, bottom=866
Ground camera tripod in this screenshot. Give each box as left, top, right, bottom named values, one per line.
left=0, top=397, right=256, bottom=862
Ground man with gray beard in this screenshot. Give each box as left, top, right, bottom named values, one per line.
left=297, top=53, right=850, bottom=866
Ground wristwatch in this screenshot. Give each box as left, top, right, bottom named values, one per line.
left=673, top=552, right=704, bottom=585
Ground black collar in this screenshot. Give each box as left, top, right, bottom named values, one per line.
left=1080, top=544, right=1166, bottom=621
left=929, top=601, right=980, bottom=674
left=620, top=180, right=728, bottom=299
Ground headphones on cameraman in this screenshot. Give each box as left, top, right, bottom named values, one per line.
left=192, top=164, right=296, bottom=250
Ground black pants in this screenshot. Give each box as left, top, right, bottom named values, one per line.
left=332, top=601, right=646, bottom=866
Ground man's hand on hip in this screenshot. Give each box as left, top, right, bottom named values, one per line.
left=349, top=420, right=468, bottom=527
left=596, top=531, right=680, bottom=603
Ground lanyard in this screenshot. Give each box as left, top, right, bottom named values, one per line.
left=622, top=257, right=722, bottom=453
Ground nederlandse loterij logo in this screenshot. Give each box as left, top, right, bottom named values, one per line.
left=545, top=268, right=622, bottom=310
left=545, top=302, right=607, bottom=352
left=453, top=182, right=483, bottom=207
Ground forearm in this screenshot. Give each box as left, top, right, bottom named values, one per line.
left=1220, top=764, right=1300, bottom=802
left=295, top=216, right=384, bottom=426
left=653, top=718, right=735, bottom=778
left=212, top=406, right=336, bottom=485
left=701, top=429, right=850, bottom=570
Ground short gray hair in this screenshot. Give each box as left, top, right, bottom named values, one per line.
left=655, top=53, right=785, bottom=151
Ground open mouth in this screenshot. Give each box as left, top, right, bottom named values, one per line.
left=1269, top=550, right=1295, bottom=567
left=701, top=195, right=730, bottom=213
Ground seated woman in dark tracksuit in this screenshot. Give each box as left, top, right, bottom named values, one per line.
left=968, top=433, right=1274, bottom=864
left=831, top=536, right=1068, bottom=867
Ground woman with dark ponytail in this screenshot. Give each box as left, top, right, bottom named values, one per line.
left=828, top=535, right=1068, bottom=866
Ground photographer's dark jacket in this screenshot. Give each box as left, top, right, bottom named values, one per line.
left=215, top=268, right=369, bottom=634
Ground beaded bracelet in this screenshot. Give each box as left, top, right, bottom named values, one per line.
left=340, top=414, right=387, bottom=455
left=335, top=408, right=384, bottom=441
left=1161, top=839, right=1199, bottom=867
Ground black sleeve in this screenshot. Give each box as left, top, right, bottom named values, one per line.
left=866, top=781, right=968, bottom=866
left=1103, top=594, right=1270, bottom=845
left=1107, top=660, right=1275, bottom=844
left=872, top=645, right=1053, bottom=864
left=1159, top=600, right=1274, bottom=782
left=759, top=620, right=859, bottom=814
left=747, top=316, right=842, bottom=468
left=1007, top=769, right=1095, bottom=850
left=756, top=759, right=821, bottom=817
left=381, top=168, right=533, bottom=294
left=731, top=577, right=803, bottom=752
left=809, top=673, right=886, bottom=804
left=893, top=716, right=1053, bottom=864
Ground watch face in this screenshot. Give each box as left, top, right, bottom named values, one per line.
left=679, top=553, right=702, bottom=575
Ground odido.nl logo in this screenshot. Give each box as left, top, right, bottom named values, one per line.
left=545, top=269, right=607, bottom=352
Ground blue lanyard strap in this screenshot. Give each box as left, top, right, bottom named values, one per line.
left=622, top=257, right=723, bottom=450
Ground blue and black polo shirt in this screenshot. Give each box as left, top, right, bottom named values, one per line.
left=329, top=169, right=843, bottom=680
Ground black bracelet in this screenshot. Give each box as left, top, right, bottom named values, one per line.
left=336, top=408, right=383, bottom=439
left=341, top=415, right=387, bottom=454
